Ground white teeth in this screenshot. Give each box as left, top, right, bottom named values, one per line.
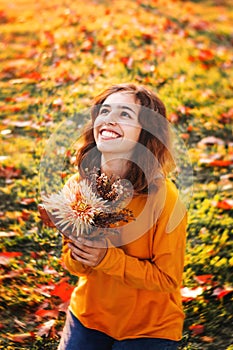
left=101, top=130, right=120, bottom=138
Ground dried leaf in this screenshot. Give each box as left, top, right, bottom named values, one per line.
left=50, top=281, right=75, bottom=302
left=35, top=308, right=59, bottom=320
left=0, top=252, right=22, bottom=265
left=58, top=300, right=70, bottom=313
left=194, top=274, right=213, bottom=285
left=19, top=197, right=36, bottom=205
left=198, top=136, right=225, bottom=146
left=189, top=324, right=205, bottom=336
left=181, top=286, right=203, bottom=302
left=209, top=160, right=232, bottom=167
left=201, top=336, right=214, bottom=343
left=0, top=270, right=22, bottom=280
left=37, top=319, right=56, bottom=337
left=14, top=318, right=26, bottom=329
left=38, top=204, right=56, bottom=227
left=212, top=200, right=233, bottom=210
left=6, top=332, right=35, bottom=343
left=0, top=166, right=21, bottom=179
left=0, top=231, right=18, bottom=238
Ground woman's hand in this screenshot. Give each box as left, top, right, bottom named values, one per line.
left=67, top=236, right=108, bottom=267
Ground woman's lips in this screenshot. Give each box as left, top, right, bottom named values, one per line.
left=99, top=128, right=122, bottom=140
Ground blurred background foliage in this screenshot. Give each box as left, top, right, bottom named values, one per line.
left=0, top=0, right=232, bottom=348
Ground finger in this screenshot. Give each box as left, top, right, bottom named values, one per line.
left=67, top=240, right=93, bottom=253
left=69, top=244, right=98, bottom=267
left=68, top=243, right=94, bottom=259
left=75, top=237, right=107, bottom=249
left=71, top=253, right=95, bottom=267
left=68, top=236, right=103, bottom=248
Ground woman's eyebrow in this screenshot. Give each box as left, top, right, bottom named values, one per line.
left=121, top=106, right=137, bottom=115
left=101, top=104, right=136, bottom=115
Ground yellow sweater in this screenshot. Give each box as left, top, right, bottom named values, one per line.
left=62, top=178, right=187, bottom=341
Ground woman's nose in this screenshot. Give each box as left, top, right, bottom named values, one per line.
left=103, top=111, right=117, bottom=124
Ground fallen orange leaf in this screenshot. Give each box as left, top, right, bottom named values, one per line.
left=201, top=336, right=214, bottom=343
left=35, top=308, right=59, bottom=320
left=6, top=332, right=35, bottom=343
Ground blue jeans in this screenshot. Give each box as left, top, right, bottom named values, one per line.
left=58, top=310, right=180, bottom=350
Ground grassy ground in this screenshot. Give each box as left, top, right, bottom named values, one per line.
left=0, top=0, right=232, bottom=348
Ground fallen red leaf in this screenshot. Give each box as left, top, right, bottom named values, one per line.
left=212, top=286, right=233, bottom=299
left=0, top=252, right=22, bottom=258
left=38, top=204, right=56, bottom=227
left=187, top=125, right=193, bottom=132
left=189, top=324, right=205, bottom=335
left=120, top=56, right=133, bottom=69
left=188, top=55, right=196, bottom=63
left=0, top=10, right=8, bottom=23
left=180, top=133, right=190, bottom=139
left=20, top=210, right=31, bottom=221
left=181, top=286, right=203, bottom=302
left=23, top=71, right=43, bottom=81
left=163, top=18, right=174, bottom=31
left=217, top=289, right=233, bottom=299
left=0, top=105, right=22, bottom=112
left=50, top=281, right=75, bottom=302
left=0, top=166, right=21, bottom=179
left=60, top=172, right=69, bottom=179
left=198, top=49, right=214, bottom=62
left=44, top=31, right=55, bottom=45
left=215, top=200, right=233, bottom=210
left=192, top=20, right=210, bottom=31
left=209, top=160, right=232, bottom=167
left=177, top=105, right=190, bottom=115
left=35, top=308, right=59, bottom=320
left=30, top=251, right=40, bottom=259
left=220, top=108, right=233, bottom=124
left=194, top=274, right=213, bottom=285
left=168, top=113, right=179, bottom=123
left=19, top=198, right=36, bottom=205
left=142, top=32, right=154, bottom=43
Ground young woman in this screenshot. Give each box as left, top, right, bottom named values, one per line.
left=58, top=83, right=187, bottom=350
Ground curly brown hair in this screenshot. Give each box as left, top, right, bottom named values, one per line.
left=75, top=83, right=175, bottom=193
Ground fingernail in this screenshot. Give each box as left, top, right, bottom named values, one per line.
left=77, top=237, right=82, bottom=242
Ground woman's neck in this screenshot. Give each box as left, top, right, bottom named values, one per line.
left=100, top=156, right=129, bottom=178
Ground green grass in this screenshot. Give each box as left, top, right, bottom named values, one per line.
left=0, top=0, right=232, bottom=348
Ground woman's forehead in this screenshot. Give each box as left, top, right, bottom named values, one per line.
left=103, top=91, right=140, bottom=105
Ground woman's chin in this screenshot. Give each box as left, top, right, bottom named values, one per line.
left=96, top=139, right=120, bottom=152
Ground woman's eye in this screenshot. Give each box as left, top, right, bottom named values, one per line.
left=121, top=111, right=131, bottom=118
left=99, top=108, right=109, bottom=115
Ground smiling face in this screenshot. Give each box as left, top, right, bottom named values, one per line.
left=93, top=92, right=142, bottom=159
